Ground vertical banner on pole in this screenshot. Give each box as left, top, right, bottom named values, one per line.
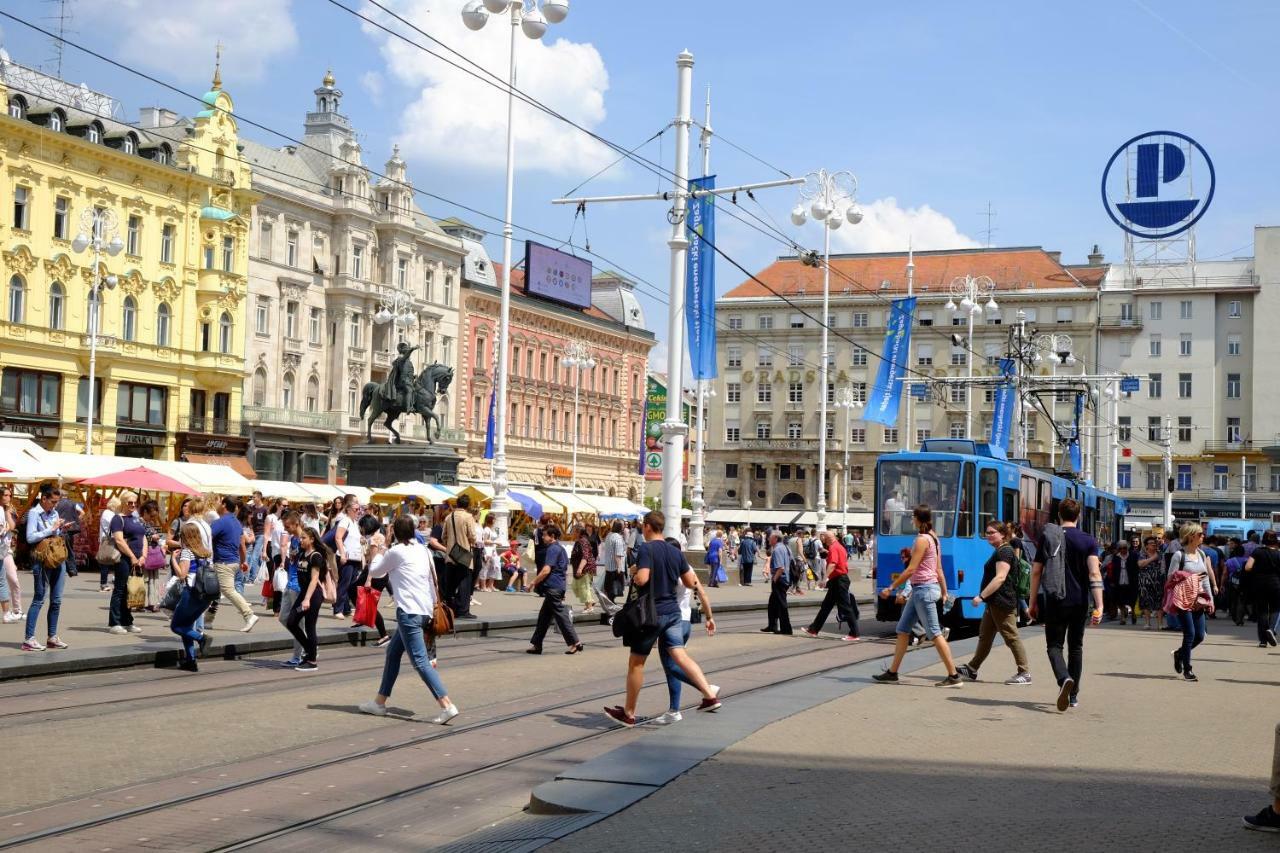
left=989, top=358, right=1017, bottom=451
left=637, top=393, right=649, bottom=476
left=483, top=391, right=496, bottom=460
left=1067, top=391, right=1085, bottom=473
left=685, top=175, right=717, bottom=381
left=865, top=296, right=916, bottom=427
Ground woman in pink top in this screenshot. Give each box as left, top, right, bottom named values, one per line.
left=873, top=505, right=963, bottom=686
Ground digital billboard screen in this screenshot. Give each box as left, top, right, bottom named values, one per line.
left=523, top=240, right=592, bottom=309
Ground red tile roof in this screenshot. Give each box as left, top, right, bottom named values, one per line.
left=489, top=262, right=614, bottom=322
left=721, top=246, right=1086, bottom=299
left=1064, top=264, right=1108, bottom=288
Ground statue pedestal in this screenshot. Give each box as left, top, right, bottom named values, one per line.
left=342, top=442, right=463, bottom=489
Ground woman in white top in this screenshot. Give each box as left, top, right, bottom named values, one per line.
left=97, top=496, right=121, bottom=592
left=359, top=516, right=459, bottom=725
left=478, top=515, right=500, bottom=591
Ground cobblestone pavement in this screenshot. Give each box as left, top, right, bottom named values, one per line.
left=549, top=618, right=1279, bottom=852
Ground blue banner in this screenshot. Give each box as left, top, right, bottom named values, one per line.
left=637, top=392, right=649, bottom=476
left=483, top=390, right=496, bottom=460
left=1067, top=392, right=1085, bottom=473
left=989, top=358, right=1017, bottom=451
left=685, top=175, right=717, bottom=380
left=865, top=297, right=916, bottom=427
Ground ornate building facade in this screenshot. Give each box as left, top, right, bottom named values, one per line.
left=0, top=53, right=254, bottom=460
left=241, top=72, right=466, bottom=481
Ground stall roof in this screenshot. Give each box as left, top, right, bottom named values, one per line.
left=370, top=481, right=455, bottom=503
left=578, top=494, right=647, bottom=520
left=706, top=508, right=750, bottom=524
left=528, top=489, right=565, bottom=516
left=792, top=511, right=874, bottom=528
left=247, top=479, right=316, bottom=501
left=540, top=489, right=599, bottom=516
left=744, top=509, right=803, bottom=526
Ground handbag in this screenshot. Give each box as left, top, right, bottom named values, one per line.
left=353, top=585, right=381, bottom=628
left=272, top=566, right=289, bottom=593
left=612, top=581, right=658, bottom=643
left=143, top=543, right=167, bottom=571
left=261, top=574, right=275, bottom=600
left=429, top=558, right=455, bottom=635
left=126, top=571, right=146, bottom=609
left=159, top=576, right=183, bottom=611
left=96, top=537, right=120, bottom=565
left=33, top=535, right=68, bottom=570
left=322, top=573, right=337, bottom=604
left=447, top=513, right=471, bottom=568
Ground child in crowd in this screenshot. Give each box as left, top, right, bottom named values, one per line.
left=502, top=539, right=524, bottom=592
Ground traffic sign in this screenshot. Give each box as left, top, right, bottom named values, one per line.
left=1120, top=376, right=1141, bottom=393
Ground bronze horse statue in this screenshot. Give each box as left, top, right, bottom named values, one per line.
left=359, top=362, right=453, bottom=444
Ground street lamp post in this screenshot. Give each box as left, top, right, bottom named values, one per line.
left=687, top=381, right=715, bottom=548
left=1030, top=332, right=1075, bottom=469
left=832, top=385, right=863, bottom=534
left=461, top=0, right=569, bottom=541
left=71, top=208, right=123, bottom=455
left=789, top=169, right=861, bottom=533
left=945, top=275, right=997, bottom=437
left=563, top=339, right=594, bottom=495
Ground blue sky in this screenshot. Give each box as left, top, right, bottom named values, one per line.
left=4, top=0, right=1277, bottom=346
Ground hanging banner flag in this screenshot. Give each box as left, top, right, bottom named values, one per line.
left=989, top=358, right=1017, bottom=451
left=482, top=390, right=496, bottom=460
left=865, top=296, right=916, bottom=427
left=685, top=175, right=718, bottom=380
left=637, top=389, right=649, bottom=476
left=1067, top=391, right=1085, bottom=473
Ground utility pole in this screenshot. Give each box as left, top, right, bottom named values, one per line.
left=1162, top=414, right=1173, bottom=530
left=1242, top=455, right=1248, bottom=519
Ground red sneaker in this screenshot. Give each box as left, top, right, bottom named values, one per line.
left=603, top=706, right=637, bottom=727
left=697, top=695, right=722, bottom=712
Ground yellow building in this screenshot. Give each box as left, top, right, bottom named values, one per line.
left=0, top=57, right=257, bottom=462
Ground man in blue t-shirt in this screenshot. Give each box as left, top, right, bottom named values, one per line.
left=210, top=497, right=258, bottom=632
left=527, top=524, right=580, bottom=653
left=604, top=510, right=721, bottom=728
left=738, top=531, right=758, bottom=586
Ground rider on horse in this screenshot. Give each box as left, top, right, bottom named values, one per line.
left=381, top=341, right=418, bottom=412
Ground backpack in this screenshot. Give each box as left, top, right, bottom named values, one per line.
left=1039, top=523, right=1067, bottom=601
left=1014, top=556, right=1032, bottom=599
left=192, top=557, right=221, bottom=599
left=804, top=538, right=817, bottom=560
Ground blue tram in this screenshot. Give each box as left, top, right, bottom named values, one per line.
left=873, top=439, right=1127, bottom=625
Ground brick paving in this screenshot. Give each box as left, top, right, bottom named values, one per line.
left=548, top=619, right=1279, bottom=852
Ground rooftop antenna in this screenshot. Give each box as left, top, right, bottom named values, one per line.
left=43, top=0, right=74, bottom=78
left=978, top=201, right=997, bottom=249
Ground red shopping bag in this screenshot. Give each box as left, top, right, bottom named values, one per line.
left=260, top=575, right=275, bottom=599
left=354, top=585, right=382, bottom=628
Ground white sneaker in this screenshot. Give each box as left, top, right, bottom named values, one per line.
left=107, top=625, right=128, bottom=635
left=127, top=625, right=143, bottom=634
left=240, top=614, right=259, bottom=633
left=427, top=704, right=459, bottom=725
left=2, top=612, right=19, bottom=623
left=652, top=710, right=683, bottom=726
left=359, top=700, right=389, bottom=717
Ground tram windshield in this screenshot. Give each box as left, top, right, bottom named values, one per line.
left=878, top=459, right=960, bottom=537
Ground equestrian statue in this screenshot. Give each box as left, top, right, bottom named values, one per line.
left=359, top=341, right=454, bottom=444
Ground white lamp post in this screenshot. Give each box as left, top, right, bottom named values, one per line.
left=832, top=385, right=863, bottom=534
left=460, top=0, right=569, bottom=541
left=944, top=274, right=997, bottom=437
left=71, top=208, right=123, bottom=455
left=687, top=381, right=716, bottom=549
left=372, top=287, right=417, bottom=330
left=563, top=339, right=594, bottom=495
left=789, top=169, right=861, bottom=533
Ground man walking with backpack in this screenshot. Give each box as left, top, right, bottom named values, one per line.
left=1030, top=498, right=1102, bottom=712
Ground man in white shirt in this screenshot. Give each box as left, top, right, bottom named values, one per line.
left=333, top=495, right=364, bottom=618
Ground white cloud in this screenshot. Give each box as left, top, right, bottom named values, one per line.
left=829, top=197, right=980, bottom=253
left=76, top=0, right=297, bottom=84
left=361, top=0, right=613, bottom=174
left=360, top=70, right=385, bottom=105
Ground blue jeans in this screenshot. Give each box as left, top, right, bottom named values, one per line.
left=249, top=533, right=266, bottom=573
left=170, top=586, right=211, bottom=659
left=0, top=562, right=8, bottom=603
left=1173, top=609, right=1207, bottom=671
left=896, top=582, right=942, bottom=639
left=630, top=609, right=685, bottom=658
left=378, top=609, right=448, bottom=701
left=25, top=561, right=66, bottom=639
left=659, top=620, right=695, bottom=711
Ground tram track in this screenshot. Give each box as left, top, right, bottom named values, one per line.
left=0, top=624, right=895, bottom=850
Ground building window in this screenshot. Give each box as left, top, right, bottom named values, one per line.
left=756, top=420, right=771, bottom=440
left=952, top=314, right=965, bottom=326
left=726, top=382, right=740, bottom=404
left=757, top=382, right=772, bottom=404
left=1179, top=334, right=1191, bottom=356
left=1212, top=465, right=1228, bottom=491
left=779, top=465, right=791, bottom=481
left=250, top=368, right=267, bottom=408
left=850, top=427, right=866, bottom=444
left=1146, top=463, right=1162, bottom=491
left=725, top=425, right=740, bottom=443
left=352, top=245, right=364, bottom=279
left=726, top=346, right=742, bottom=368
left=1271, top=466, right=1280, bottom=493
left=1228, top=335, right=1242, bottom=357
left=121, top=295, right=137, bottom=341
left=1118, top=416, right=1130, bottom=442
left=116, top=382, right=166, bottom=426
left=86, top=123, right=102, bottom=144
left=951, top=348, right=967, bottom=366
left=286, top=230, right=298, bottom=267
left=725, top=463, right=739, bottom=479
left=757, top=346, right=773, bottom=367
left=7, top=275, right=25, bottom=323
left=443, top=275, right=454, bottom=307
left=306, top=376, right=319, bottom=413
left=125, top=214, right=142, bottom=256
left=1179, top=300, right=1192, bottom=320
left=397, top=257, right=409, bottom=289
left=1178, top=416, right=1191, bottom=443
left=309, top=307, right=322, bottom=345
left=161, top=224, right=175, bottom=263
left=6, top=96, right=23, bottom=118
left=442, top=336, right=453, bottom=366
left=76, top=377, right=102, bottom=424
left=1149, top=334, right=1161, bottom=357
left=1177, top=465, right=1191, bottom=491
left=48, top=281, right=64, bottom=330
left=1148, top=416, right=1161, bottom=442
left=949, top=421, right=965, bottom=438
left=827, top=383, right=836, bottom=404
left=852, top=312, right=868, bottom=328
left=220, top=236, right=234, bottom=272
left=852, top=348, right=867, bottom=367
left=1246, top=465, right=1258, bottom=492
left=423, top=269, right=434, bottom=303
left=349, top=313, right=362, bottom=347
left=788, top=382, right=803, bottom=404
left=1229, top=300, right=1242, bottom=318
left=281, top=373, right=295, bottom=409
left=200, top=322, right=210, bottom=351
left=1117, top=464, right=1131, bottom=490
left=916, top=428, right=932, bottom=445
left=1149, top=301, right=1162, bottom=320
left=203, top=244, right=215, bottom=270
left=0, top=368, right=60, bottom=417
left=1227, top=373, right=1241, bottom=399
left=285, top=301, right=299, bottom=339
left=917, top=311, right=934, bottom=327
left=852, top=382, right=867, bottom=403
left=758, top=315, right=774, bottom=330
left=52, top=196, right=69, bottom=240
left=949, top=386, right=966, bottom=404
left=255, top=298, right=270, bottom=336
left=916, top=344, right=933, bottom=366
left=348, top=381, right=359, bottom=416
left=883, top=428, right=899, bottom=445
left=1149, top=372, right=1161, bottom=398
left=259, top=221, right=272, bottom=260
left=727, top=315, right=743, bottom=330
left=789, top=313, right=804, bottom=329
left=1178, top=372, right=1191, bottom=398
left=48, top=111, right=63, bottom=132
left=787, top=421, right=802, bottom=439
left=13, top=186, right=28, bottom=229
left=1227, top=417, right=1241, bottom=444
left=1119, top=337, right=1133, bottom=357
left=787, top=344, right=803, bottom=367
left=218, top=312, right=233, bottom=353
left=1056, top=307, right=1074, bottom=324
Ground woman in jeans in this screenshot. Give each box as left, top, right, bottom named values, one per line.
left=359, top=516, right=459, bottom=724
left=873, top=505, right=963, bottom=687
left=956, top=521, right=1031, bottom=685
left=285, top=526, right=331, bottom=672
left=1166, top=523, right=1217, bottom=682
left=1244, top=531, right=1280, bottom=648
left=277, top=511, right=306, bottom=667
left=108, top=491, right=146, bottom=635
left=170, top=522, right=214, bottom=672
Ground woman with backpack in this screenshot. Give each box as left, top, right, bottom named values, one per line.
left=956, top=521, right=1031, bottom=685
left=286, top=526, right=333, bottom=672
left=873, top=505, right=963, bottom=687
left=1165, top=523, right=1217, bottom=682
left=170, top=521, right=216, bottom=672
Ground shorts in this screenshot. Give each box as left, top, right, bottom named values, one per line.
left=629, top=610, right=685, bottom=658
left=895, top=582, right=943, bottom=640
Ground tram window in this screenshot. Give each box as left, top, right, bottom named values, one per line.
left=958, top=462, right=975, bottom=537
left=1020, top=475, right=1049, bottom=542
left=1040, top=481, right=1054, bottom=523
left=878, top=459, right=960, bottom=537
left=978, top=467, right=997, bottom=535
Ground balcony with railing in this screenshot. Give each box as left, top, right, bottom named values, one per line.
left=1098, top=315, right=1143, bottom=330
left=242, top=405, right=340, bottom=432
left=211, top=167, right=236, bottom=186
left=740, top=437, right=840, bottom=452
left=176, top=415, right=248, bottom=437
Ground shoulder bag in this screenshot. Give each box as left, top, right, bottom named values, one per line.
left=33, top=535, right=68, bottom=570
left=194, top=558, right=222, bottom=599
left=428, top=554, right=455, bottom=635
left=96, top=533, right=120, bottom=565
left=447, top=513, right=471, bottom=568
left=612, top=573, right=659, bottom=643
